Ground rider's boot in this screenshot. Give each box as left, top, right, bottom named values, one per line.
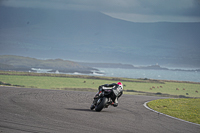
left=111, top=98, right=118, bottom=107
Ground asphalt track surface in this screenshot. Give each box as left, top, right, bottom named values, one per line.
left=0, top=86, right=199, bottom=133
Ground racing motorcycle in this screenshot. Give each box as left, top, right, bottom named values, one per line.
left=90, top=87, right=114, bottom=112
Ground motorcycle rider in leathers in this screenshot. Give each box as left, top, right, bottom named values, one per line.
left=91, top=82, right=123, bottom=108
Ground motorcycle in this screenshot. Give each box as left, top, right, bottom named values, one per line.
left=90, top=87, right=114, bottom=112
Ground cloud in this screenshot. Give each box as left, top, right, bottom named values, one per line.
left=0, top=0, right=96, bottom=11
left=100, top=0, right=200, bottom=22
left=1, top=0, right=200, bottom=22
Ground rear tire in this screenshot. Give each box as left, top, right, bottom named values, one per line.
left=95, top=97, right=108, bottom=112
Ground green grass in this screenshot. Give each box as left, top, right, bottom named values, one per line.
left=0, top=71, right=200, bottom=97
left=0, top=75, right=109, bottom=90
left=147, top=98, right=200, bottom=124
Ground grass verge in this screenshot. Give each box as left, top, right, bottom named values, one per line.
left=147, top=98, right=200, bottom=124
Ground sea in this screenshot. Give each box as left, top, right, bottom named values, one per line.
left=31, top=68, right=200, bottom=83
left=93, top=68, right=200, bottom=83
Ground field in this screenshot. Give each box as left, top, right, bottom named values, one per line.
left=148, top=98, right=200, bottom=124
left=0, top=71, right=200, bottom=98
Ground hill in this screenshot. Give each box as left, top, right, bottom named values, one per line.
left=0, top=6, right=200, bottom=67
left=0, top=55, right=97, bottom=74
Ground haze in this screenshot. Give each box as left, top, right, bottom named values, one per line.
left=0, top=0, right=200, bottom=67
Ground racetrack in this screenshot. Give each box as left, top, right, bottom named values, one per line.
left=0, top=86, right=199, bottom=133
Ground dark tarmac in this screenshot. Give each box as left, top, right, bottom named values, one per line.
left=0, top=86, right=199, bottom=133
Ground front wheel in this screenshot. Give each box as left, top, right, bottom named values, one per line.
left=95, top=97, right=108, bottom=112
left=90, top=104, right=95, bottom=110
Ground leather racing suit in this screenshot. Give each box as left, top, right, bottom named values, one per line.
left=93, top=83, right=123, bottom=107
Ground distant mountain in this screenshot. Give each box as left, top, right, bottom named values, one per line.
left=0, top=55, right=97, bottom=73
left=0, top=6, right=200, bottom=67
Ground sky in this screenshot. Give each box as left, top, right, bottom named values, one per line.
left=1, top=0, right=200, bottom=22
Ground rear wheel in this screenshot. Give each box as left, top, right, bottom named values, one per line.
left=95, top=97, right=108, bottom=112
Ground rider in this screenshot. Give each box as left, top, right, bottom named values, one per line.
left=92, top=82, right=123, bottom=107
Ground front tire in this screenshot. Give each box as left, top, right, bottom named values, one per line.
left=90, top=104, right=95, bottom=110
left=95, top=97, right=108, bottom=112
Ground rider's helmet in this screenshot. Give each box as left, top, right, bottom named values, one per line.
left=117, top=82, right=123, bottom=91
